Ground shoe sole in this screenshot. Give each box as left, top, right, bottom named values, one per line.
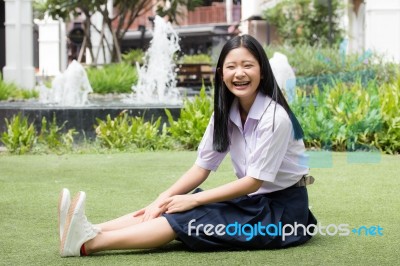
left=58, top=188, right=70, bottom=241
left=60, top=191, right=85, bottom=256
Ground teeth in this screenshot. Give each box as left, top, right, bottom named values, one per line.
left=234, top=82, right=249, bottom=86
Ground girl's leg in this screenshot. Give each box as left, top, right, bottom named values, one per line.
left=85, top=216, right=176, bottom=254
left=96, top=212, right=143, bottom=231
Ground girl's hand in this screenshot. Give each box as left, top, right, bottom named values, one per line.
left=159, top=194, right=199, bottom=214
left=133, top=200, right=167, bottom=222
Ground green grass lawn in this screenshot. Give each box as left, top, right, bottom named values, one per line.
left=0, top=151, right=399, bottom=265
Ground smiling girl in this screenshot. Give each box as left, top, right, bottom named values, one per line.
left=58, top=34, right=317, bottom=257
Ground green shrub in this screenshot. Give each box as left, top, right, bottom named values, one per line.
left=374, top=77, right=400, bottom=154
left=0, top=74, right=38, bottom=101
left=86, top=63, right=138, bottom=94
left=0, top=113, right=78, bottom=154
left=12, top=89, right=39, bottom=100
left=0, top=80, right=14, bottom=100
left=130, top=116, right=171, bottom=150
left=178, top=53, right=212, bottom=64
left=292, top=77, right=400, bottom=154
left=264, top=0, right=344, bottom=47
left=265, top=45, right=397, bottom=89
left=95, top=111, right=137, bottom=150
left=292, top=87, right=335, bottom=150
left=38, top=115, right=77, bottom=151
left=122, top=49, right=145, bottom=65
left=0, top=113, right=37, bottom=154
left=95, top=111, right=171, bottom=151
left=325, top=81, right=381, bottom=151
left=165, top=86, right=213, bottom=150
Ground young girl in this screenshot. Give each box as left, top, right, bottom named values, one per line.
left=58, top=34, right=317, bottom=257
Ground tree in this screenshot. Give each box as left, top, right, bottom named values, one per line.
left=263, top=0, right=344, bottom=47
left=35, top=0, right=202, bottom=63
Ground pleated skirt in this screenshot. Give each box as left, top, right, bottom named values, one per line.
left=163, top=186, right=317, bottom=251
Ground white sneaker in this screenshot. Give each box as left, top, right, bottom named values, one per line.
left=58, top=188, right=71, bottom=241
left=60, top=191, right=100, bottom=257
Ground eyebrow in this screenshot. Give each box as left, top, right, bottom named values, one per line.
left=223, top=60, right=256, bottom=65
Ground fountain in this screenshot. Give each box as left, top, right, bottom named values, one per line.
left=39, top=60, right=93, bottom=106
left=0, top=15, right=182, bottom=139
left=128, top=15, right=182, bottom=104
left=269, top=52, right=296, bottom=103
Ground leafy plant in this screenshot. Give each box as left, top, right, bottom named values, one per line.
left=264, top=0, right=344, bottom=47
left=0, top=74, right=38, bottom=101
left=264, top=45, right=396, bottom=90
left=130, top=116, right=171, bottom=150
left=292, top=77, right=400, bottom=154
left=0, top=113, right=37, bottom=154
left=292, top=86, right=335, bottom=149
left=166, top=86, right=213, bottom=150
left=86, top=63, right=138, bottom=94
left=11, top=88, right=39, bottom=100
left=178, top=53, right=212, bottom=64
left=374, top=77, right=400, bottom=154
left=95, top=111, right=171, bottom=151
left=95, top=111, right=134, bottom=150
left=0, top=79, right=14, bottom=101
left=121, top=49, right=145, bottom=65
left=325, top=81, right=381, bottom=151
left=38, top=115, right=77, bottom=151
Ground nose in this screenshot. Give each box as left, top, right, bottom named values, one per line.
left=234, top=67, right=245, bottom=78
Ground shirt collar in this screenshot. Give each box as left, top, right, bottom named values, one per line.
left=229, top=91, right=269, bottom=127
left=248, top=92, right=269, bottom=120
left=229, top=98, right=241, bottom=129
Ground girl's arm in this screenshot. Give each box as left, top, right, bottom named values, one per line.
left=160, top=176, right=263, bottom=214
left=134, top=164, right=210, bottom=220
left=159, top=164, right=211, bottom=198
left=194, top=175, right=262, bottom=204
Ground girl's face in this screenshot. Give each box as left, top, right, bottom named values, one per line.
left=222, top=47, right=261, bottom=108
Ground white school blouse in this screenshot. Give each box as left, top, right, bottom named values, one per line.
left=195, top=91, right=309, bottom=195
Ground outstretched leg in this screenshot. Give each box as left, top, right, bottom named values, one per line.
left=85, top=217, right=176, bottom=254
left=60, top=191, right=177, bottom=257
left=96, top=212, right=144, bottom=232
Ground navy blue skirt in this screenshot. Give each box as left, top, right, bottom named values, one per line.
left=163, top=186, right=317, bottom=251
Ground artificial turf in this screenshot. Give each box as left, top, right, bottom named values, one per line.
left=0, top=151, right=398, bottom=265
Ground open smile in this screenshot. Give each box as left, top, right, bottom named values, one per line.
left=232, top=81, right=250, bottom=88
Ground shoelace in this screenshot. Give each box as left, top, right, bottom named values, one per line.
left=81, top=214, right=100, bottom=238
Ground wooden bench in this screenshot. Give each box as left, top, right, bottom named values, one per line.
left=176, top=63, right=214, bottom=88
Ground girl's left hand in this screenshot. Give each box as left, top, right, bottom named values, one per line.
left=159, top=194, right=199, bottom=214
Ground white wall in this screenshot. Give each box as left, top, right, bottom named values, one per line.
left=36, top=17, right=67, bottom=76
left=365, top=0, right=400, bottom=63
left=240, top=0, right=275, bottom=45
left=2, top=0, right=35, bottom=89
left=242, top=0, right=265, bottom=21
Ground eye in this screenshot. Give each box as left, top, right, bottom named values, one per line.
left=225, top=65, right=235, bottom=70
left=244, top=64, right=253, bottom=69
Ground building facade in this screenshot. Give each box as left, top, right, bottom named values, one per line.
left=120, top=1, right=242, bottom=58
left=1, top=0, right=399, bottom=88
left=252, top=0, right=400, bottom=63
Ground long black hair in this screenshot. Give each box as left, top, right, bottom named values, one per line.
left=213, top=34, right=304, bottom=152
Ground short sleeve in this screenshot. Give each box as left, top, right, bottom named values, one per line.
left=195, top=115, right=228, bottom=171
left=246, top=108, right=292, bottom=182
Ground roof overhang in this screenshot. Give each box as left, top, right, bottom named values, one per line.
left=124, top=24, right=232, bottom=40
